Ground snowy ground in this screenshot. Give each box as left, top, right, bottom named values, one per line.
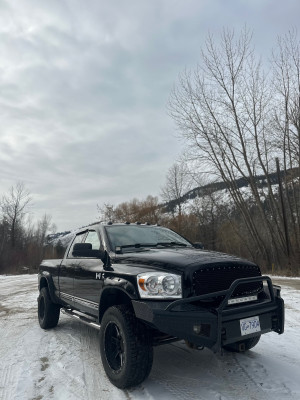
left=0, top=275, right=299, bottom=400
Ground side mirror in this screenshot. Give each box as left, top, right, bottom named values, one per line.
left=72, top=242, right=105, bottom=260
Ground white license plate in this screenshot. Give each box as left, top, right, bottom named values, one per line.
left=240, top=316, right=261, bottom=336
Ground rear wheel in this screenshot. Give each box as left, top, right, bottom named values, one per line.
left=38, top=287, right=60, bottom=329
left=99, top=305, right=153, bottom=389
left=223, top=335, right=261, bottom=352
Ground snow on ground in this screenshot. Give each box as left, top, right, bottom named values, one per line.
left=0, top=274, right=299, bottom=400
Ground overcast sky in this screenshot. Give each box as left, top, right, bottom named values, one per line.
left=0, top=0, right=299, bottom=232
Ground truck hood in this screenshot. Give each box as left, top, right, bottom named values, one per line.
left=113, top=247, right=257, bottom=274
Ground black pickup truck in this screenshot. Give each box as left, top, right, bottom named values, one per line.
left=38, top=222, right=284, bottom=389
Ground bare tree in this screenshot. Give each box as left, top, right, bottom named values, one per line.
left=0, top=184, right=61, bottom=273
left=169, top=27, right=300, bottom=271
left=97, top=203, right=116, bottom=222
left=36, top=214, right=55, bottom=245
left=161, top=162, right=192, bottom=215
left=161, top=162, right=192, bottom=233
left=1, top=182, right=32, bottom=248
left=98, top=196, right=162, bottom=225
left=272, top=29, right=300, bottom=262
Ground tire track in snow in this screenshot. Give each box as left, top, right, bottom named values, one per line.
left=215, top=351, right=271, bottom=400
left=75, top=320, right=123, bottom=400
left=132, top=342, right=273, bottom=400
left=150, top=370, right=207, bottom=400
left=45, top=317, right=123, bottom=400
left=77, top=321, right=104, bottom=400
left=0, top=365, right=15, bottom=400
left=0, top=320, right=33, bottom=400
left=132, top=343, right=221, bottom=400
left=232, top=349, right=296, bottom=399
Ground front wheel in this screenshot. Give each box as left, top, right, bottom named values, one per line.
left=223, top=335, right=261, bottom=352
left=99, top=305, right=153, bottom=389
left=38, top=287, right=60, bottom=329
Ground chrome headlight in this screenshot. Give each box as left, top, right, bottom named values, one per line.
left=137, top=272, right=182, bottom=299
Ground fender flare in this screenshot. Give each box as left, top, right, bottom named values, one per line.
left=38, top=272, right=59, bottom=304
left=98, top=282, right=138, bottom=323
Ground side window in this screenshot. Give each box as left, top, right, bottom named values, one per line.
left=67, top=232, right=87, bottom=258
left=84, top=231, right=101, bottom=250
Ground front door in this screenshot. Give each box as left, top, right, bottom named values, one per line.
left=59, top=231, right=87, bottom=307
left=73, top=230, right=104, bottom=317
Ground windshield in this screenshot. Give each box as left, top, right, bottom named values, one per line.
left=105, top=225, right=191, bottom=251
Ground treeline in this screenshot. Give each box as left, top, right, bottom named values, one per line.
left=0, top=183, right=58, bottom=274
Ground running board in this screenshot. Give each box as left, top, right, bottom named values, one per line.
left=61, top=308, right=100, bottom=330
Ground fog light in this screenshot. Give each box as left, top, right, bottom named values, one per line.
left=193, top=325, right=202, bottom=335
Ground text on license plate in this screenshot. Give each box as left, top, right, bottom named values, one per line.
left=240, top=316, right=261, bottom=336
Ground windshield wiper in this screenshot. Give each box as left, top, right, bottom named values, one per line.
left=120, top=243, right=157, bottom=248
left=156, top=241, right=188, bottom=247
left=115, top=243, right=156, bottom=253
left=115, top=242, right=188, bottom=253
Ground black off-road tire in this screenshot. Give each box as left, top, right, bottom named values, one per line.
left=99, top=304, right=153, bottom=389
left=223, top=335, right=261, bottom=352
left=38, top=287, right=60, bottom=329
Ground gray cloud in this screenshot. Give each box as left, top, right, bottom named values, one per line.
left=0, top=0, right=299, bottom=230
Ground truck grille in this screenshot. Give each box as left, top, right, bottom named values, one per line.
left=192, top=264, right=262, bottom=297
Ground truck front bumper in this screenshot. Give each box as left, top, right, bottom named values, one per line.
left=132, top=276, right=284, bottom=352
